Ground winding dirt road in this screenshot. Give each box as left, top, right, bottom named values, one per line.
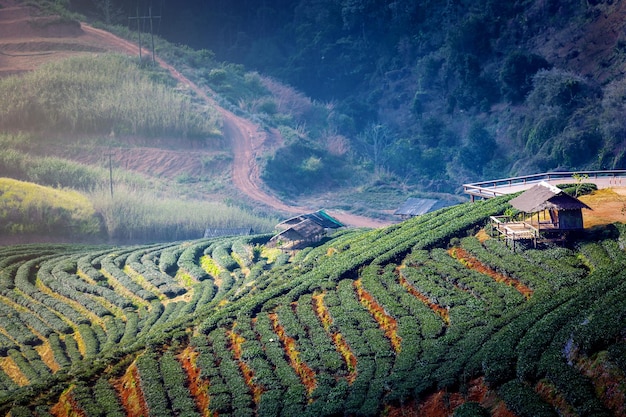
left=0, top=1, right=389, bottom=228
left=80, top=24, right=392, bottom=228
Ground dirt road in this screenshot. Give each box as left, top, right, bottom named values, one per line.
left=0, top=0, right=389, bottom=229
left=80, top=24, right=390, bottom=228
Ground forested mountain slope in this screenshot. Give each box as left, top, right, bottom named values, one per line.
left=132, top=0, right=626, bottom=193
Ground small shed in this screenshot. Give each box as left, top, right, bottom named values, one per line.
left=490, top=182, right=591, bottom=249
left=276, top=209, right=345, bottom=230
left=270, top=219, right=326, bottom=249
left=394, top=198, right=454, bottom=219
left=270, top=209, right=344, bottom=250
left=508, top=181, right=591, bottom=231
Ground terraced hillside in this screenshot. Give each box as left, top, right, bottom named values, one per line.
left=0, top=196, right=625, bottom=416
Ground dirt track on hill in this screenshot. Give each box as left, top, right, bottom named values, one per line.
left=0, top=1, right=389, bottom=228
left=81, top=26, right=391, bottom=227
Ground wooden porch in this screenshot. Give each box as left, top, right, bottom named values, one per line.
left=490, top=214, right=569, bottom=250
left=490, top=216, right=539, bottom=249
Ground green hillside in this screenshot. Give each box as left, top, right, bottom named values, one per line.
left=0, top=196, right=624, bottom=416
left=0, top=39, right=278, bottom=242
left=3, top=0, right=626, bottom=234
left=144, top=0, right=626, bottom=193
left=0, top=54, right=221, bottom=138
left=0, top=177, right=102, bottom=238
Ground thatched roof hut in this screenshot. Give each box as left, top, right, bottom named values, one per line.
left=509, top=182, right=590, bottom=230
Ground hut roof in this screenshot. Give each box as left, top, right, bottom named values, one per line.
left=277, top=209, right=344, bottom=230
left=272, top=219, right=325, bottom=242
left=394, top=198, right=454, bottom=216
left=303, top=210, right=345, bottom=228
left=509, top=182, right=591, bottom=213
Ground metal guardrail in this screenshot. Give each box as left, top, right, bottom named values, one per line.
left=463, top=170, right=626, bottom=200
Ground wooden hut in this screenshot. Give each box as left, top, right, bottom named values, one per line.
left=491, top=181, right=591, bottom=248
left=270, top=219, right=325, bottom=249
left=270, top=209, right=344, bottom=250
left=275, top=209, right=345, bottom=230
left=508, top=181, right=590, bottom=231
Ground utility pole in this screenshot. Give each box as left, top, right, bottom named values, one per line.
left=129, top=7, right=142, bottom=61
left=108, top=152, right=114, bottom=198
left=148, top=6, right=156, bottom=63
left=128, top=5, right=161, bottom=63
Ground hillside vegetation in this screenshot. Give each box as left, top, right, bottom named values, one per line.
left=0, top=37, right=277, bottom=242
left=4, top=0, right=626, bottom=229
left=0, top=150, right=277, bottom=243
left=144, top=0, right=626, bottom=194
left=0, top=197, right=625, bottom=415
left=0, top=54, right=221, bottom=138
left=0, top=177, right=102, bottom=238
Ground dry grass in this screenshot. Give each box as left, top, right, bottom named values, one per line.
left=579, top=188, right=626, bottom=228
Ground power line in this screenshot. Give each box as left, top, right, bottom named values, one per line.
left=128, top=5, right=161, bottom=63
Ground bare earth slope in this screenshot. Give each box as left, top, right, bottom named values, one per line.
left=0, top=0, right=389, bottom=228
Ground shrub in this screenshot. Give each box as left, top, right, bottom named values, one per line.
left=453, top=402, right=490, bottom=417
left=498, top=380, right=558, bottom=417
left=528, top=69, right=599, bottom=111
left=500, top=51, right=551, bottom=103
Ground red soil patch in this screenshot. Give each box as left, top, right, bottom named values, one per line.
left=113, top=363, right=150, bottom=417
left=535, top=379, right=578, bottom=417
left=227, top=324, right=265, bottom=405
left=312, top=293, right=357, bottom=383
left=50, top=386, right=88, bottom=417
left=417, top=390, right=465, bottom=417
left=385, top=378, right=519, bottom=417
left=269, top=312, right=317, bottom=396
left=575, top=352, right=626, bottom=415
left=398, top=269, right=450, bottom=325
left=0, top=356, right=29, bottom=386
left=312, top=293, right=333, bottom=333
left=448, top=247, right=533, bottom=300
left=179, top=346, right=215, bottom=417
left=491, top=401, right=519, bottom=417
left=354, top=279, right=402, bottom=353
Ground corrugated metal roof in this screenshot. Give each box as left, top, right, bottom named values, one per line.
left=272, top=219, right=325, bottom=241
left=277, top=210, right=344, bottom=229
left=303, top=210, right=344, bottom=228
left=394, top=198, right=454, bottom=216
left=509, top=182, right=591, bottom=213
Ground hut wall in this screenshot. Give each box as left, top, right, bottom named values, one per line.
left=558, top=209, right=584, bottom=230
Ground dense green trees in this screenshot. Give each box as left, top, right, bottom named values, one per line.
left=133, top=0, right=625, bottom=192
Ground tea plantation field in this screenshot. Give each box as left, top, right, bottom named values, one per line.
left=0, top=195, right=625, bottom=416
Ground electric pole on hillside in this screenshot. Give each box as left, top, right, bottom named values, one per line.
left=107, top=152, right=114, bottom=198
left=128, top=5, right=161, bottom=63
